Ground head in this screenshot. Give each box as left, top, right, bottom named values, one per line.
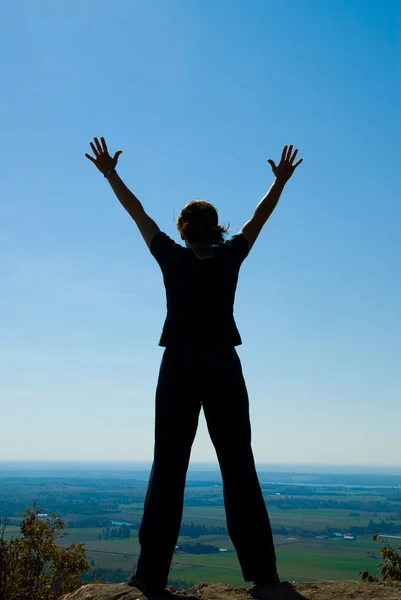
left=176, top=200, right=229, bottom=246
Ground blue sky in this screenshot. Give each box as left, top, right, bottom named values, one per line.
left=1, top=0, right=400, bottom=465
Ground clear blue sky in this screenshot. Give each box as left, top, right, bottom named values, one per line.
left=1, top=0, right=400, bottom=465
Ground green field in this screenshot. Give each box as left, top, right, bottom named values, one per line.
left=75, top=533, right=381, bottom=584
left=268, top=507, right=388, bottom=530
left=57, top=519, right=384, bottom=584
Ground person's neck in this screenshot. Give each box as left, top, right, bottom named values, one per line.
left=186, top=240, right=213, bottom=259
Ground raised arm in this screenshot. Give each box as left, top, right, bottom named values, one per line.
left=241, top=144, right=303, bottom=248
left=85, top=137, right=159, bottom=247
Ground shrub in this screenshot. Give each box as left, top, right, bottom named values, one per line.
left=360, top=534, right=401, bottom=582
left=0, top=503, right=90, bottom=600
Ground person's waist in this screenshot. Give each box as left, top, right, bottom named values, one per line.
left=166, top=311, right=235, bottom=325
left=160, top=320, right=241, bottom=348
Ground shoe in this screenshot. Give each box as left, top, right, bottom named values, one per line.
left=127, top=572, right=165, bottom=594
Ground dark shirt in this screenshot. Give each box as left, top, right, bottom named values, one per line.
left=150, top=231, right=250, bottom=347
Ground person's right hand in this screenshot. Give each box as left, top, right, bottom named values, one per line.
left=267, top=144, right=303, bottom=183
left=85, top=137, right=122, bottom=175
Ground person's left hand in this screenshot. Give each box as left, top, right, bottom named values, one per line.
left=267, top=144, right=303, bottom=182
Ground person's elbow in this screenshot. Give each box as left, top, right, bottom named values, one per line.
left=134, top=211, right=160, bottom=248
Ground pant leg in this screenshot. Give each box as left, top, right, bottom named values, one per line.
left=202, top=347, right=277, bottom=582
left=136, top=347, right=201, bottom=587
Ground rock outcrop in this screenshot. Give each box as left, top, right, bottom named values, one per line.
left=59, top=580, right=401, bottom=600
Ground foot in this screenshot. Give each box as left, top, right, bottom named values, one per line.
left=127, top=572, right=165, bottom=594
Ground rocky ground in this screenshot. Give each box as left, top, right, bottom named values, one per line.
left=59, top=580, right=401, bottom=600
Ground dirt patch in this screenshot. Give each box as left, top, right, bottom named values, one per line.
left=59, top=580, right=401, bottom=600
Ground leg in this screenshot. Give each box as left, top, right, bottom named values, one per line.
left=135, top=348, right=201, bottom=588
left=202, top=348, right=278, bottom=583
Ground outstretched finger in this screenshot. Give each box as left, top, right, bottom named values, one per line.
left=85, top=153, right=96, bottom=163
left=90, top=142, right=99, bottom=157
left=101, top=137, right=108, bottom=153
left=281, top=145, right=288, bottom=163
left=94, top=137, right=103, bottom=154
left=286, top=144, right=293, bottom=161
left=290, top=148, right=298, bottom=164
left=293, top=157, right=303, bottom=169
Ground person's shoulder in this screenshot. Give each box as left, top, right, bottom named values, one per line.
left=150, top=231, right=184, bottom=267
left=150, top=231, right=182, bottom=252
left=217, top=233, right=250, bottom=262
left=223, top=232, right=250, bottom=248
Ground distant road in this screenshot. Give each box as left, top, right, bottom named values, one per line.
left=79, top=547, right=241, bottom=571
left=67, top=545, right=322, bottom=583
left=78, top=539, right=300, bottom=571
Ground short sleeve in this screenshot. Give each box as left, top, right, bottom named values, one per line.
left=150, top=231, right=177, bottom=270
left=223, top=233, right=250, bottom=266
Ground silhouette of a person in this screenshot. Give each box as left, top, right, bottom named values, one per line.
left=86, top=138, right=303, bottom=593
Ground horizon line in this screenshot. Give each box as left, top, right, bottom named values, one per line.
left=1, top=459, right=401, bottom=468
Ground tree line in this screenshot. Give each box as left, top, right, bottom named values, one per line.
left=175, top=543, right=221, bottom=554
left=265, top=496, right=401, bottom=514
left=271, top=519, right=401, bottom=539
left=99, top=525, right=131, bottom=540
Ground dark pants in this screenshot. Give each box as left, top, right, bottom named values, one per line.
left=135, top=346, right=277, bottom=586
